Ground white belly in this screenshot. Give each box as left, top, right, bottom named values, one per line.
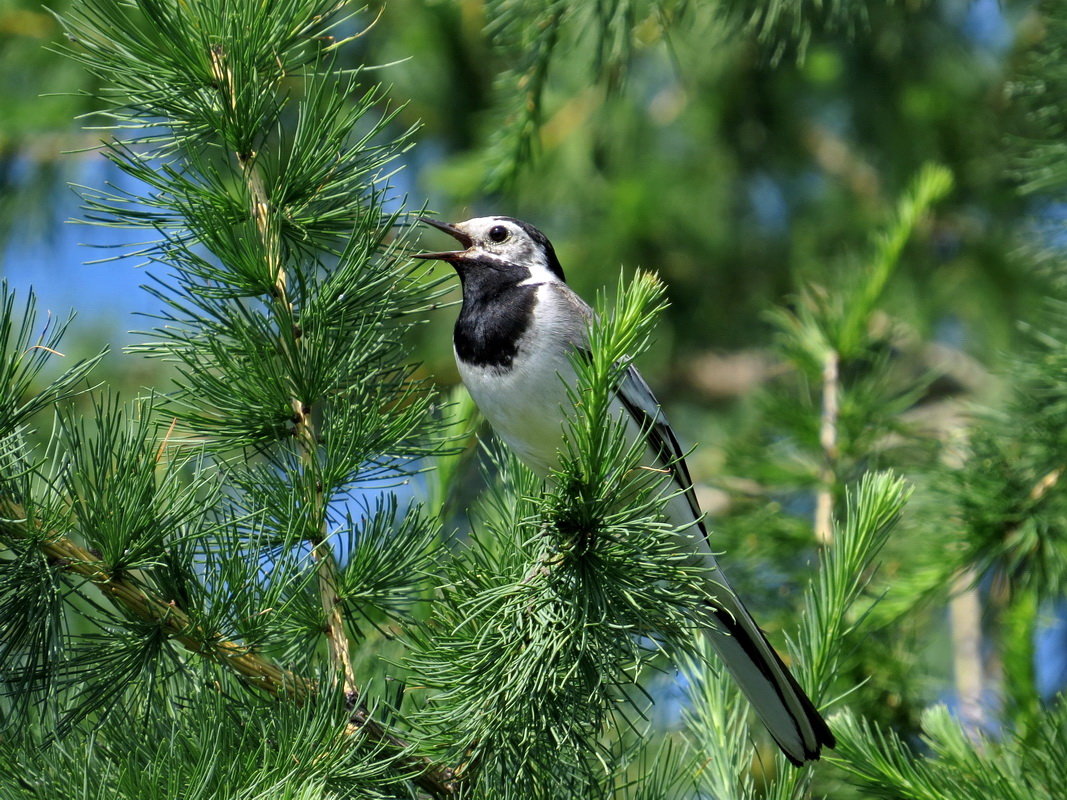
left=457, top=327, right=577, bottom=476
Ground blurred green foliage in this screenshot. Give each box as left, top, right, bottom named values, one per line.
left=368, top=0, right=1033, bottom=367
left=0, top=0, right=1043, bottom=375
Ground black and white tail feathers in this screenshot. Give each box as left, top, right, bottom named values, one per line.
left=700, top=568, right=835, bottom=764
left=616, top=363, right=834, bottom=764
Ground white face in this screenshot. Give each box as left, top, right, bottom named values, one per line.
left=451, top=216, right=564, bottom=285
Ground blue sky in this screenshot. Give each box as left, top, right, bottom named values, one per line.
left=5, top=155, right=151, bottom=357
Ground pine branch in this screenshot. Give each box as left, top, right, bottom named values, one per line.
left=0, top=500, right=459, bottom=797
left=404, top=271, right=706, bottom=795
left=949, top=569, right=985, bottom=736
left=207, top=38, right=358, bottom=703
left=31, top=4, right=457, bottom=792
left=483, top=0, right=565, bottom=192
left=1009, top=0, right=1067, bottom=195
left=722, top=0, right=874, bottom=65
left=833, top=701, right=1067, bottom=800
left=481, top=0, right=695, bottom=190
left=768, top=162, right=952, bottom=546
left=681, top=472, right=911, bottom=797
left=2, top=504, right=308, bottom=697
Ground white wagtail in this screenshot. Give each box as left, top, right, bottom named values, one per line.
left=415, top=215, right=835, bottom=765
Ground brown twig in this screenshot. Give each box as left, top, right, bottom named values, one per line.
left=154, top=416, right=179, bottom=465
left=946, top=465, right=1063, bottom=741
left=814, top=349, right=840, bottom=545
left=1030, top=467, right=1063, bottom=501
left=17, top=512, right=312, bottom=698
left=949, top=568, right=984, bottom=738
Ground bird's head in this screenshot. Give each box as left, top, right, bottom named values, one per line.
left=413, top=216, right=566, bottom=284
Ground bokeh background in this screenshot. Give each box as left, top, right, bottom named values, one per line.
left=3, top=1, right=1034, bottom=363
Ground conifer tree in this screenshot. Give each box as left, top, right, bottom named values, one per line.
left=3, top=1, right=1067, bottom=799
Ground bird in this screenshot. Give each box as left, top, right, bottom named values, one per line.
left=414, top=215, right=835, bottom=765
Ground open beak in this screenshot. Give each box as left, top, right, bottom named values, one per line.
left=412, top=217, right=473, bottom=261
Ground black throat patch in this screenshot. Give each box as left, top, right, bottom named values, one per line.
left=453, top=257, right=539, bottom=370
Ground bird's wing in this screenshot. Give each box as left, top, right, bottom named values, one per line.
left=548, top=282, right=705, bottom=532
left=614, top=362, right=706, bottom=535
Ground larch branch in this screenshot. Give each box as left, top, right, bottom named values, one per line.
left=0, top=502, right=458, bottom=797
left=814, top=349, right=840, bottom=545
left=208, top=43, right=358, bottom=700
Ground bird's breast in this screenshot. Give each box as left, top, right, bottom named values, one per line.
left=456, top=286, right=580, bottom=475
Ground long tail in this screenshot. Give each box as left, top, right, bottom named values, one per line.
left=699, top=566, right=835, bottom=765
left=609, top=373, right=835, bottom=762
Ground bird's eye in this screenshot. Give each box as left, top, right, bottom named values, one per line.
left=488, top=225, right=509, bottom=243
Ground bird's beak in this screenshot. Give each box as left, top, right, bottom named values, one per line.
left=412, top=217, right=473, bottom=261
